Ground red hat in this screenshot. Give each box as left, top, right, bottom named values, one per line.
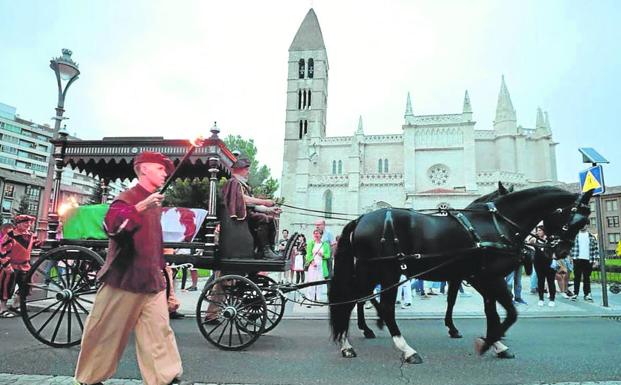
left=15, top=214, right=36, bottom=224
left=134, top=151, right=174, bottom=175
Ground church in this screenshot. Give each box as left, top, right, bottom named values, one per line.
left=280, top=9, right=558, bottom=233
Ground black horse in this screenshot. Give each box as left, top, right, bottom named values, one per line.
left=355, top=182, right=514, bottom=340
left=328, top=186, right=592, bottom=363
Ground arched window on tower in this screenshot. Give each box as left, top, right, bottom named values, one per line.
left=308, top=90, right=312, bottom=109
left=324, top=190, right=333, bottom=219
left=304, top=120, right=308, bottom=135
left=332, top=160, right=337, bottom=175
left=384, top=159, right=389, bottom=173
left=299, top=120, right=304, bottom=139
left=338, top=160, right=343, bottom=174
left=308, top=58, right=314, bottom=78
left=378, top=159, right=383, bottom=173
left=302, top=90, right=307, bottom=109
left=298, top=59, right=305, bottom=79
left=298, top=89, right=302, bottom=110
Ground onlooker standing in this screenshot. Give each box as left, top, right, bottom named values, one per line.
left=570, top=226, right=599, bottom=302
left=505, top=265, right=527, bottom=305
left=315, top=219, right=336, bottom=277
left=530, top=226, right=556, bottom=307
left=278, top=229, right=290, bottom=282
left=292, top=234, right=307, bottom=284
left=398, top=275, right=412, bottom=309
left=304, top=229, right=330, bottom=305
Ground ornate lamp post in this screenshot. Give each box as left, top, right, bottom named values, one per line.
left=37, top=49, right=80, bottom=240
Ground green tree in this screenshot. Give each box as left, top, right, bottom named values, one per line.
left=163, top=135, right=278, bottom=207
left=15, top=194, right=31, bottom=215
left=163, top=178, right=211, bottom=207
left=88, top=182, right=104, bottom=205
left=223, top=135, right=279, bottom=198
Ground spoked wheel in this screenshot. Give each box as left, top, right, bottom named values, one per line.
left=20, top=246, right=103, bottom=347
left=248, top=274, right=286, bottom=334
left=196, top=274, right=267, bottom=350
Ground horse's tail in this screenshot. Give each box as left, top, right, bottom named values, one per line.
left=329, top=218, right=358, bottom=342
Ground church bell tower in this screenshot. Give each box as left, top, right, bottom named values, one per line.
left=280, top=8, right=329, bottom=228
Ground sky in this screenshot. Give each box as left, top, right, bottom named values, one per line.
left=0, top=0, right=619, bottom=186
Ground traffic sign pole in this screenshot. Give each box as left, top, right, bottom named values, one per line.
left=593, top=178, right=609, bottom=307
left=578, top=148, right=609, bottom=307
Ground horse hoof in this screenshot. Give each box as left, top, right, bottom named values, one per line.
left=448, top=330, right=463, bottom=339
left=474, top=337, right=490, bottom=355
left=376, top=319, right=385, bottom=330
left=497, top=350, right=515, bottom=359
left=404, top=352, right=423, bottom=364
left=363, top=329, right=376, bottom=339
left=341, top=348, right=357, bottom=358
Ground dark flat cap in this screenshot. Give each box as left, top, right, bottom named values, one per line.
left=232, top=157, right=251, bottom=169
left=134, top=151, right=174, bottom=175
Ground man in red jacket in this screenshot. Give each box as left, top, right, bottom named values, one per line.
left=74, top=151, right=183, bottom=385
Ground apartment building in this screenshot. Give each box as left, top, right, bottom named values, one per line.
left=0, top=102, right=125, bottom=224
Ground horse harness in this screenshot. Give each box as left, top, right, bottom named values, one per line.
left=370, top=198, right=585, bottom=270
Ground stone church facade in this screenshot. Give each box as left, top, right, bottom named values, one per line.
left=280, top=9, right=558, bottom=234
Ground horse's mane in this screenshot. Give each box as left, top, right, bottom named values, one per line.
left=495, top=185, right=576, bottom=209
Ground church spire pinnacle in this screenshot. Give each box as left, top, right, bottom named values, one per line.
left=494, top=75, right=517, bottom=134
left=536, top=107, right=545, bottom=130
left=356, top=115, right=364, bottom=135
left=462, top=90, right=473, bottom=122
left=404, top=92, right=415, bottom=125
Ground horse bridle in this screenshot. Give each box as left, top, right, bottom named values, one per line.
left=484, top=198, right=589, bottom=252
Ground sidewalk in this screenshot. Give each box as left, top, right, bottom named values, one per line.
left=172, top=274, right=621, bottom=320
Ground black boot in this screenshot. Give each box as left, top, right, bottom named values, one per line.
left=255, top=224, right=282, bottom=260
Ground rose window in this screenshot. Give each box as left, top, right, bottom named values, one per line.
left=428, top=165, right=449, bottom=186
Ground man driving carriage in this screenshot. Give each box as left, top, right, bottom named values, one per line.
left=221, top=156, right=283, bottom=260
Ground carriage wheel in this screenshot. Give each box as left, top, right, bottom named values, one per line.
left=610, top=283, right=621, bottom=294
left=20, top=246, right=103, bottom=348
left=196, top=274, right=267, bottom=350
left=248, top=274, right=286, bottom=334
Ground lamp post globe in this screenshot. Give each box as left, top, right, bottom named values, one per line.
left=37, top=49, right=80, bottom=240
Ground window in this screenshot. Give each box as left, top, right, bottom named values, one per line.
left=1, top=134, right=20, bottom=144
left=299, top=120, right=304, bottom=139
left=605, top=199, right=619, bottom=211
left=298, top=59, right=305, bottom=79
left=428, top=164, right=450, bottom=186
left=324, top=190, right=333, bottom=219
left=308, top=58, right=314, bottom=78
left=384, top=159, right=389, bottom=173
left=607, top=216, right=620, bottom=228
left=2, top=123, right=21, bottom=134
left=4, top=184, right=15, bottom=198
left=37, top=144, right=48, bottom=152
left=307, top=90, right=311, bottom=109
left=332, top=160, right=336, bottom=175
left=608, top=233, right=620, bottom=244
left=0, top=156, right=16, bottom=166
left=378, top=159, right=383, bottom=173
left=1, top=145, right=18, bottom=154
left=298, top=90, right=302, bottom=110
left=19, top=139, right=35, bottom=149
left=1, top=200, right=12, bottom=213
left=338, top=160, right=342, bottom=174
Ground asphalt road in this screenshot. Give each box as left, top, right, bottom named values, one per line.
left=1, top=316, right=620, bottom=385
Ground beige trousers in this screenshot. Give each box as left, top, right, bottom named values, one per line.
left=74, top=284, right=182, bottom=385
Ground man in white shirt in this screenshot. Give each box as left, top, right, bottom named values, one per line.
left=569, top=226, right=599, bottom=301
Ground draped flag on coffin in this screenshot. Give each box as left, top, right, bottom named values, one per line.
left=62, top=205, right=208, bottom=242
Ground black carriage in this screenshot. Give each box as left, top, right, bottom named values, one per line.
left=19, top=128, right=294, bottom=351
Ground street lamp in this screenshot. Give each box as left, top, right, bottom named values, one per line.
left=37, top=49, right=80, bottom=240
